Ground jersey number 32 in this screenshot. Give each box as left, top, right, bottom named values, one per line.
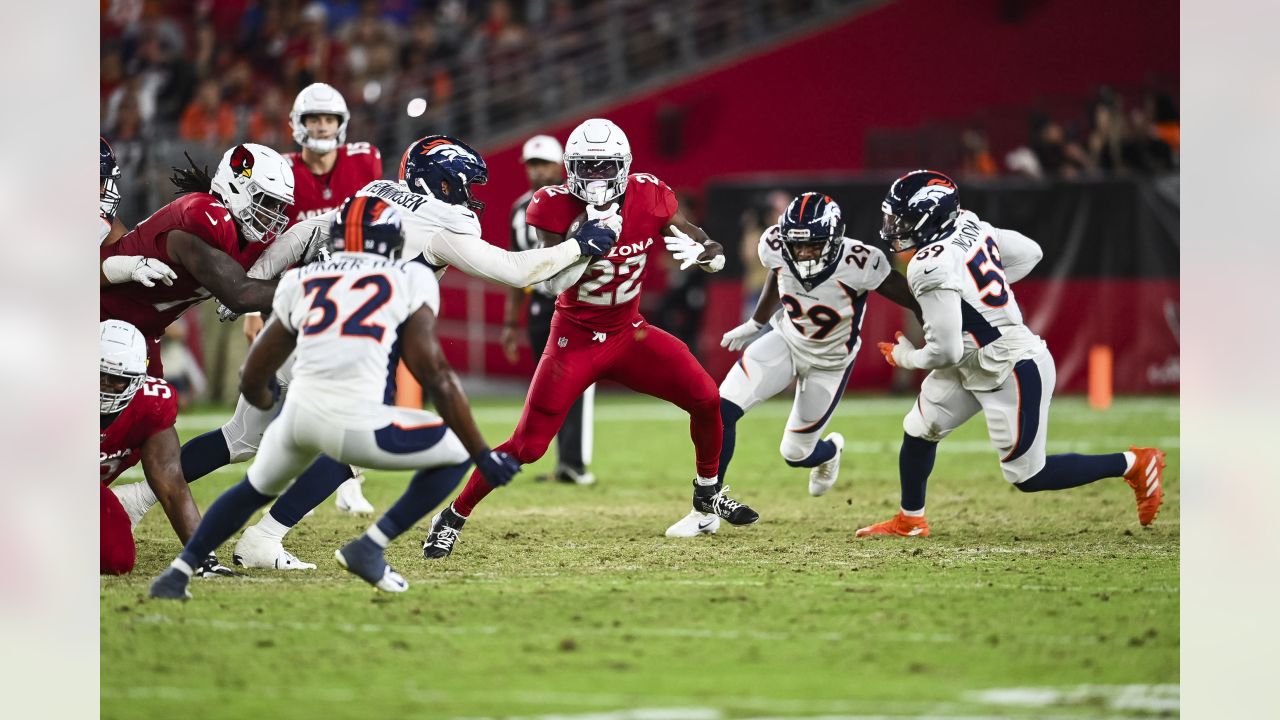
left=301, top=274, right=394, bottom=341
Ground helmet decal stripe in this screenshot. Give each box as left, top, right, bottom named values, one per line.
left=347, top=195, right=369, bottom=252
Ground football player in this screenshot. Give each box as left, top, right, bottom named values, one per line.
left=149, top=197, right=521, bottom=599
left=857, top=170, right=1167, bottom=537
left=173, top=83, right=384, bottom=560
left=423, top=118, right=757, bottom=560
left=163, top=133, right=616, bottom=569
left=99, top=143, right=294, bottom=376
left=500, top=134, right=596, bottom=485
left=666, top=193, right=920, bottom=537
left=99, top=136, right=177, bottom=287
left=100, top=320, right=232, bottom=576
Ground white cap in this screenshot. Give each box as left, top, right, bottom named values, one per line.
left=521, top=135, right=563, bottom=164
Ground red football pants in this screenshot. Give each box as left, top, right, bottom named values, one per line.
left=454, top=315, right=721, bottom=516
left=100, top=482, right=136, bottom=575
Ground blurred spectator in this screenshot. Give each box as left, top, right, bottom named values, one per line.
left=1149, top=91, right=1179, bottom=153
left=284, top=3, right=348, bottom=89
left=178, top=79, right=237, bottom=144
left=247, top=86, right=290, bottom=147
left=1031, top=118, right=1089, bottom=179
left=960, top=128, right=998, bottom=178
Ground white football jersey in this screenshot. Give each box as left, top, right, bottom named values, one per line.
left=273, top=251, right=440, bottom=428
left=906, top=210, right=1045, bottom=386
left=355, top=180, right=481, bottom=275
left=758, top=226, right=891, bottom=370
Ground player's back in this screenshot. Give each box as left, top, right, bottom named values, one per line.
left=353, top=179, right=482, bottom=276
left=525, top=173, right=678, bottom=331
left=759, top=227, right=891, bottom=369
left=275, top=251, right=440, bottom=426
left=101, top=193, right=265, bottom=338
left=100, top=377, right=177, bottom=485
left=285, top=142, right=383, bottom=226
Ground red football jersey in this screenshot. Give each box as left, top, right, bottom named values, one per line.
left=525, top=173, right=678, bottom=331
left=284, top=142, right=383, bottom=227
left=100, top=192, right=269, bottom=340
left=100, top=378, right=178, bottom=486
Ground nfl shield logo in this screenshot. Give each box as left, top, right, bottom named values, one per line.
left=557, top=337, right=568, bottom=348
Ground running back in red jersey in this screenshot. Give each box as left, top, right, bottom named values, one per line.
left=100, top=193, right=268, bottom=339
left=100, top=378, right=178, bottom=486
left=284, top=142, right=383, bottom=225
left=525, top=172, right=677, bottom=331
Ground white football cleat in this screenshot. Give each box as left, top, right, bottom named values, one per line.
left=808, top=432, right=845, bottom=497
left=556, top=466, right=596, bottom=486
left=232, top=525, right=317, bottom=570
left=111, top=480, right=159, bottom=531
left=665, top=509, right=720, bottom=538
left=335, top=472, right=374, bottom=514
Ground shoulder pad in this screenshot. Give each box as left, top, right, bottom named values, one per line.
left=906, top=243, right=964, bottom=295
left=757, top=225, right=785, bottom=268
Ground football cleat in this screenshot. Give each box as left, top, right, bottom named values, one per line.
left=232, top=525, right=317, bottom=570
left=111, top=480, right=159, bottom=531
left=422, top=505, right=466, bottom=559
left=1123, top=446, right=1166, bottom=526
left=335, top=472, right=375, bottom=514
left=335, top=538, right=408, bottom=593
left=148, top=567, right=192, bottom=600
left=692, top=483, right=759, bottom=526
left=665, top=509, right=720, bottom=538
left=808, top=432, right=845, bottom=497
left=855, top=510, right=931, bottom=538
left=555, top=467, right=596, bottom=486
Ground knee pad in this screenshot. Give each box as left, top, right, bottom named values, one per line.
left=779, top=433, right=817, bottom=465
left=903, top=405, right=950, bottom=443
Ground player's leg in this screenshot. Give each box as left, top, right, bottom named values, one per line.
left=150, top=405, right=319, bottom=599
left=604, top=323, right=757, bottom=528
left=100, top=483, right=136, bottom=575
left=425, top=318, right=597, bottom=558
left=984, top=352, right=1164, bottom=525
left=856, top=368, right=981, bottom=538
left=181, top=392, right=276, bottom=482
left=779, top=361, right=856, bottom=497
left=232, top=456, right=352, bottom=571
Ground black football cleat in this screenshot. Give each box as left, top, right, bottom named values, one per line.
left=422, top=505, right=466, bottom=559
left=692, top=482, right=759, bottom=526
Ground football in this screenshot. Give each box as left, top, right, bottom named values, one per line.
left=565, top=210, right=588, bottom=239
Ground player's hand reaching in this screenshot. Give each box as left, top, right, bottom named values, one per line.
left=664, top=227, right=726, bottom=272
left=878, top=332, right=917, bottom=368
left=721, top=319, right=763, bottom=352
left=102, top=255, right=178, bottom=288
left=194, top=553, right=244, bottom=578
left=573, top=219, right=618, bottom=257
left=475, top=448, right=522, bottom=487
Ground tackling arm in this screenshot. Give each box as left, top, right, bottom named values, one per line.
left=239, top=317, right=297, bottom=409
left=140, top=426, right=201, bottom=544
left=400, top=305, right=491, bottom=457
left=888, top=289, right=964, bottom=370
left=248, top=213, right=333, bottom=280
left=428, top=227, right=582, bottom=288
left=166, top=230, right=278, bottom=313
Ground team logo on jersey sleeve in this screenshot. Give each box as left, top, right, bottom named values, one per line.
left=229, top=145, right=255, bottom=178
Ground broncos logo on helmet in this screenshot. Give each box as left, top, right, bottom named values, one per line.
left=880, top=169, right=961, bottom=253
left=228, top=145, right=255, bottom=178
left=399, top=134, right=488, bottom=213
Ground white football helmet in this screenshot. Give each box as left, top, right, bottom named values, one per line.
left=100, top=320, right=148, bottom=414
left=564, top=118, right=631, bottom=205
left=290, top=82, right=350, bottom=154
left=210, top=143, right=295, bottom=243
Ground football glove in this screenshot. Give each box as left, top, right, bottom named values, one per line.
left=474, top=448, right=522, bottom=487
left=877, top=331, right=917, bottom=369
left=102, top=255, right=178, bottom=288
left=720, top=319, right=763, bottom=352
left=573, top=219, right=617, bottom=257
left=586, top=202, right=623, bottom=237
left=663, top=227, right=725, bottom=272
left=194, top=553, right=243, bottom=578
left=216, top=303, right=241, bottom=323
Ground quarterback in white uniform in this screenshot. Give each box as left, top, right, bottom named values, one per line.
left=856, top=170, right=1167, bottom=538
left=667, top=193, right=920, bottom=537
left=193, top=134, right=617, bottom=569
left=150, top=196, right=524, bottom=599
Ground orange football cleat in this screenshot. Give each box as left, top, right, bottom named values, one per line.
left=855, top=510, right=930, bottom=538
left=1123, top=447, right=1166, bottom=526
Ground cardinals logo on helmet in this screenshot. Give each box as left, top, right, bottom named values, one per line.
left=228, top=145, right=255, bottom=178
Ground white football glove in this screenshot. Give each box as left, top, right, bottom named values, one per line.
left=586, top=202, right=622, bottom=237
left=102, top=255, right=177, bottom=288
left=663, top=227, right=725, bottom=272
left=720, top=319, right=763, bottom=352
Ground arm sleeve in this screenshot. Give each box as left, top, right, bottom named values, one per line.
left=993, top=228, right=1043, bottom=284
left=430, top=227, right=582, bottom=288
left=249, top=212, right=335, bottom=279
left=901, top=289, right=965, bottom=370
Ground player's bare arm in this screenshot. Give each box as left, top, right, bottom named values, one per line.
left=750, top=270, right=781, bottom=324
left=500, top=287, right=526, bottom=364
left=663, top=210, right=726, bottom=272
left=240, top=317, right=297, bottom=410
left=875, top=269, right=923, bottom=322
left=400, top=305, right=491, bottom=458
left=140, top=426, right=201, bottom=544
left=166, top=229, right=279, bottom=313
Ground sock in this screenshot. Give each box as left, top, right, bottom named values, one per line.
left=695, top=475, right=718, bottom=486
left=1123, top=451, right=1136, bottom=473
left=901, top=506, right=926, bottom=517
left=364, top=523, right=391, bottom=549
left=180, top=429, right=232, bottom=483
left=177, top=478, right=273, bottom=569
left=268, top=456, right=354, bottom=527
left=1016, top=453, right=1129, bottom=492
left=251, top=512, right=292, bottom=542
left=169, top=558, right=194, bottom=577
left=716, top=398, right=744, bottom=482
left=373, top=460, right=472, bottom=542
left=784, top=439, right=836, bottom=468
left=899, top=433, right=938, bottom=513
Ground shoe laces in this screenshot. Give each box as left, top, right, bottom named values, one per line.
left=433, top=525, right=460, bottom=551
left=712, top=485, right=744, bottom=514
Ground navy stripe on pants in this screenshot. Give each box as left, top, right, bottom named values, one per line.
left=1003, top=358, right=1043, bottom=463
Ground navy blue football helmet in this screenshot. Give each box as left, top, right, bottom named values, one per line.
left=880, top=169, right=960, bottom=253
left=778, top=192, right=845, bottom=289
left=328, top=196, right=405, bottom=259
left=100, top=136, right=122, bottom=220
left=399, top=134, right=489, bottom=214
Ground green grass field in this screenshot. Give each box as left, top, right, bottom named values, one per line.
left=101, top=394, right=1178, bottom=719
